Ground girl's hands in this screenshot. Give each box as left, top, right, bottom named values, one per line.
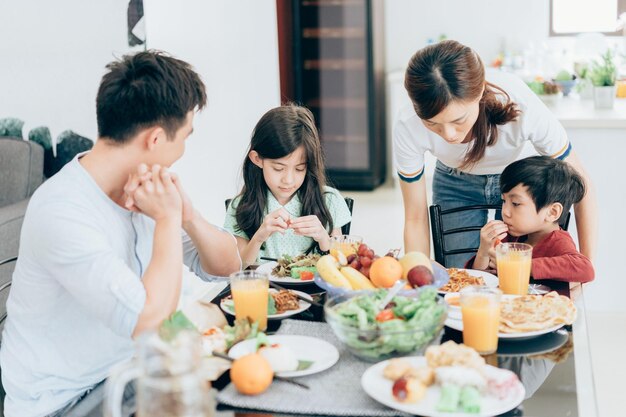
left=474, top=220, right=508, bottom=270
left=289, top=215, right=330, bottom=249
left=255, top=208, right=291, bottom=242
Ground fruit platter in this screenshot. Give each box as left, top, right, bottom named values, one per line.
left=314, top=239, right=449, bottom=296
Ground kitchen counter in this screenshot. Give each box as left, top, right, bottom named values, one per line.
left=546, top=96, right=626, bottom=129
left=387, top=69, right=626, bottom=130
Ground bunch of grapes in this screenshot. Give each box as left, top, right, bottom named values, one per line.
left=346, top=243, right=379, bottom=278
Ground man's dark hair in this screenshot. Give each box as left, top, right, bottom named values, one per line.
left=96, top=50, right=207, bottom=143
left=500, top=156, right=586, bottom=224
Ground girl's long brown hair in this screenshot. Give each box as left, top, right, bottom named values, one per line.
left=234, top=105, right=333, bottom=252
left=404, top=40, right=521, bottom=169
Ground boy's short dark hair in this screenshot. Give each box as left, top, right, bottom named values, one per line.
left=500, top=156, right=586, bottom=224
left=96, top=50, right=207, bottom=143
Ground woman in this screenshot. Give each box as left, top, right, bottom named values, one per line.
left=394, top=40, right=596, bottom=267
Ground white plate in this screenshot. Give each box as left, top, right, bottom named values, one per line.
left=439, top=269, right=499, bottom=294
left=444, top=316, right=565, bottom=341
left=497, top=329, right=569, bottom=357
left=228, top=335, right=339, bottom=378
left=256, top=261, right=318, bottom=285
left=361, top=356, right=525, bottom=417
left=220, top=289, right=312, bottom=320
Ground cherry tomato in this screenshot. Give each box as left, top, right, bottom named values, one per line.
left=299, top=271, right=314, bottom=281
left=375, top=309, right=395, bottom=322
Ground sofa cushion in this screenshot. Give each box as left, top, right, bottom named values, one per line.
left=0, top=199, right=29, bottom=263
left=0, top=138, right=44, bottom=208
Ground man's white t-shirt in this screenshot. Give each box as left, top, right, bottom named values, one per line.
left=0, top=155, right=223, bottom=417
left=393, top=70, right=571, bottom=182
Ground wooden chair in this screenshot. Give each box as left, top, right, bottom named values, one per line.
left=225, top=197, right=354, bottom=234
left=429, top=204, right=571, bottom=267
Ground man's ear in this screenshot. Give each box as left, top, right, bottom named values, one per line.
left=144, top=126, right=167, bottom=151
left=249, top=150, right=263, bottom=168
left=545, top=202, right=563, bottom=223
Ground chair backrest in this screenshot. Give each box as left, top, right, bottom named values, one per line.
left=429, top=204, right=571, bottom=267
left=225, top=197, right=355, bottom=235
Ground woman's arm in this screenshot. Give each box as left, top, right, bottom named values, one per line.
left=564, top=151, right=598, bottom=261
left=399, top=179, right=431, bottom=255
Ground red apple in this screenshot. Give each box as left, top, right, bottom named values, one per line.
left=407, top=265, right=434, bottom=287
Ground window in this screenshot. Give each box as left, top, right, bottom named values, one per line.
left=550, top=0, right=626, bottom=35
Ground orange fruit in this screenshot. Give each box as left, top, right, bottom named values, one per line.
left=230, top=353, right=273, bottom=395
left=369, top=256, right=403, bottom=288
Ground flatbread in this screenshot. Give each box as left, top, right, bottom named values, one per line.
left=499, top=292, right=577, bottom=333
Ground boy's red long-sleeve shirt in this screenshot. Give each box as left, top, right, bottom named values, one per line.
left=466, top=229, right=594, bottom=283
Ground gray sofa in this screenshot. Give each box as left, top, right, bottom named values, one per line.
left=0, top=137, right=44, bottom=299
left=0, top=137, right=44, bottom=415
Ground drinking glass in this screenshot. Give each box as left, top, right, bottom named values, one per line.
left=329, top=235, right=363, bottom=258
left=496, top=243, right=532, bottom=295
left=460, top=285, right=502, bottom=354
left=229, top=270, right=269, bottom=331
left=105, top=330, right=215, bottom=417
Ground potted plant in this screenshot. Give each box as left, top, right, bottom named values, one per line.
left=589, top=50, right=617, bottom=109
left=553, top=69, right=577, bottom=96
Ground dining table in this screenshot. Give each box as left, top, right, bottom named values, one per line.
left=68, top=278, right=598, bottom=417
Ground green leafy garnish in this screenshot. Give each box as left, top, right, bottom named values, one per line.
left=159, top=311, right=197, bottom=341
left=297, top=360, right=314, bottom=371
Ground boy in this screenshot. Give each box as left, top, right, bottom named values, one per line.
left=0, top=51, right=241, bottom=417
left=469, top=156, right=594, bottom=282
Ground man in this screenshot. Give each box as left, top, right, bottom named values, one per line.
left=0, top=51, right=241, bottom=417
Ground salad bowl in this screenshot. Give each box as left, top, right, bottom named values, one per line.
left=324, top=288, right=448, bottom=362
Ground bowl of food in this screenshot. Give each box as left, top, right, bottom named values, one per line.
left=324, top=288, right=447, bottom=362
left=443, top=292, right=461, bottom=320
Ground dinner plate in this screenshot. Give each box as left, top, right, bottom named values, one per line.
left=439, top=268, right=499, bottom=294
left=444, top=316, right=565, bottom=341
left=256, top=261, right=318, bottom=285
left=361, top=356, right=525, bottom=417
left=496, top=329, right=569, bottom=357
left=220, top=289, right=312, bottom=320
left=228, top=335, right=339, bottom=378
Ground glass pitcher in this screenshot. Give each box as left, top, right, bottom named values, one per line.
left=104, top=330, right=214, bottom=417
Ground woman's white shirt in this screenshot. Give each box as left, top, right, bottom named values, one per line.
left=393, top=70, right=571, bottom=182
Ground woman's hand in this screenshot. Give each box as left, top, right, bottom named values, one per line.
left=289, top=215, right=330, bottom=250
left=254, top=208, right=291, bottom=243
left=474, top=220, right=508, bottom=270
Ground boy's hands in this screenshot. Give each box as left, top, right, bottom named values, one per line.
left=124, top=164, right=182, bottom=222
left=474, top=220, right=508, bottom=270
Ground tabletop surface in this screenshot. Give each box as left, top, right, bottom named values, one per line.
left=70, top=278, right=597, bottom=417
left=212, top=279, right=597, bottom=417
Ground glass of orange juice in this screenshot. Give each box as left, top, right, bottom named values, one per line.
left=496, top=243, right=532, bottom=295
left=329, top=235, right=363, bottom=258
left=460, top=285, right=501, bottom=354
left=229, top=270, right=269, bottom=331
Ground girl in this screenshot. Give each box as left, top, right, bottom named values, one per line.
left=394, top=40, right=597, bottom=267
left=224, top=105, right=351, bottom=266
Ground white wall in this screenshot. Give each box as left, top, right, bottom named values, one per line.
left=0, top=0, right=280, bottom=226
left=0, top=0, right=133, bottom=141
left=143, top=0, right=281, bottom=224
left=384, top=0, right=549, bottom=72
